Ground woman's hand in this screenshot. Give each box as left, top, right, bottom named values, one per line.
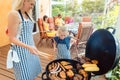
left=27, top=46, right=39, bottom=55
left=27, top=46, right=54, bottom=59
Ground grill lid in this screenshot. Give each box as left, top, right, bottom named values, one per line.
left=85, top=29, right=116, bottom=75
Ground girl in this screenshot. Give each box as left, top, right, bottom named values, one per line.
left=53, top=26, right=75, bottom=59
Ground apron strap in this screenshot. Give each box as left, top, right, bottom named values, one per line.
left=57, top=37, right=69, bottom=49
left=18, top=10, right=24, bottom=21
left=25, top=12, right=32, bottom=21
left=18, top=10, right=32, bottom=21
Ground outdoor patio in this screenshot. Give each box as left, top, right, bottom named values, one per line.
left=0, top=33, right=108, bottom=80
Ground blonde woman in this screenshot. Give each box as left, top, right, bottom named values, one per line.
left=7, top=0, right=42, bottom=80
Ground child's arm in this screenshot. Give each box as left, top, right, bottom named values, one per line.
left=53, top=39, right=57, bottom=52
left=70, top=37, right=76, bottom=48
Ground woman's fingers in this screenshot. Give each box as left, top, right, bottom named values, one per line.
left=28, top=46, right=39, bottom=55
left=28, top=46, right=54, bottom=59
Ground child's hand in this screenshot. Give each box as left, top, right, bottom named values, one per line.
left=73, top=39, right=77, bottom=45
left=71, top=39, right=77, bottom=45
left=54, top=48, right=57, bottom=52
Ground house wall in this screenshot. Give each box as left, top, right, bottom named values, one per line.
left=39, top=0, right=52, bottom=18
left=0, top=0, right=13, bottom=47
left=0, top=0, right=52, bottom=47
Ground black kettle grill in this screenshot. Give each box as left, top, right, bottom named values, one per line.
left=86, top=27, right=120, bottom=75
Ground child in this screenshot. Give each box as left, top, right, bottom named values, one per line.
left=53, top=26, right=75, bottom=59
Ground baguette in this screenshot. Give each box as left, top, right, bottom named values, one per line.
left=82, top=63, right=97, bottom=68
left=84, top=66, right=100, bottom=72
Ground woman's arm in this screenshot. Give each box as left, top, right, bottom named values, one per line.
left=7, top=11, right=38, bottom=55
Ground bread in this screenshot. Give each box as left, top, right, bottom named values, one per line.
left=82, top=63, right=97, bottom=68
left=84, top=66, right=99, bottom=72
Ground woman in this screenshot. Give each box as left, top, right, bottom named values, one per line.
left=43, top=15, right=49, bottom=31
left=55, top=14, right=65, bottom=30
left=7, top=0, right=42, bottom=80
left=42, top=15, right=56, bottom=37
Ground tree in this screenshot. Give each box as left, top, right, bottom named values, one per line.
left=52, top=0, right=81, bottom=18
left=52, top=0, right=64, bottom=1
left=81, top=0, right=104, bottom=14
left=52, top=5, right=65, bottom=17
left=66, top=0, right=81, bottom=16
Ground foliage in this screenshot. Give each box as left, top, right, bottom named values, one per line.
left=92, top=14, right=103, bottom=29
left=66, top=0, right=81, bottom=16
left=52, top=0, right=64, bottom=1
left=81, top=0, right=104, bottom=14
left=92, top=5, right=119, bottom=29
left=52, top=0, right=81, bottom=19
left=107, top=61, right=120, bottom=80
left=102, top=5, right=119, bottom=28
left=52, top=5, right=65, bottom=17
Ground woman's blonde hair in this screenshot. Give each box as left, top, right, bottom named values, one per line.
left=57, top=26, right=69, bottom=37
left=12, top=0, right=35, bottom=22
left=12, top=0, right=33, bottom=11
left=12, top=0, right=24, bottom=10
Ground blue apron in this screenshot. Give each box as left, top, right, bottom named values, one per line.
left=55, top=37, right=71, bottom=59
left=7, top=10, right=41, bottom=80
left=57, top=43, right=71, bottom=59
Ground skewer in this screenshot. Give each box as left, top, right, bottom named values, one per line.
left=37, top=51, right=54, bottom=59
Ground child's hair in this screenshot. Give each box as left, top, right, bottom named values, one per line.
left=57, top=26, right=69, bottom=37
